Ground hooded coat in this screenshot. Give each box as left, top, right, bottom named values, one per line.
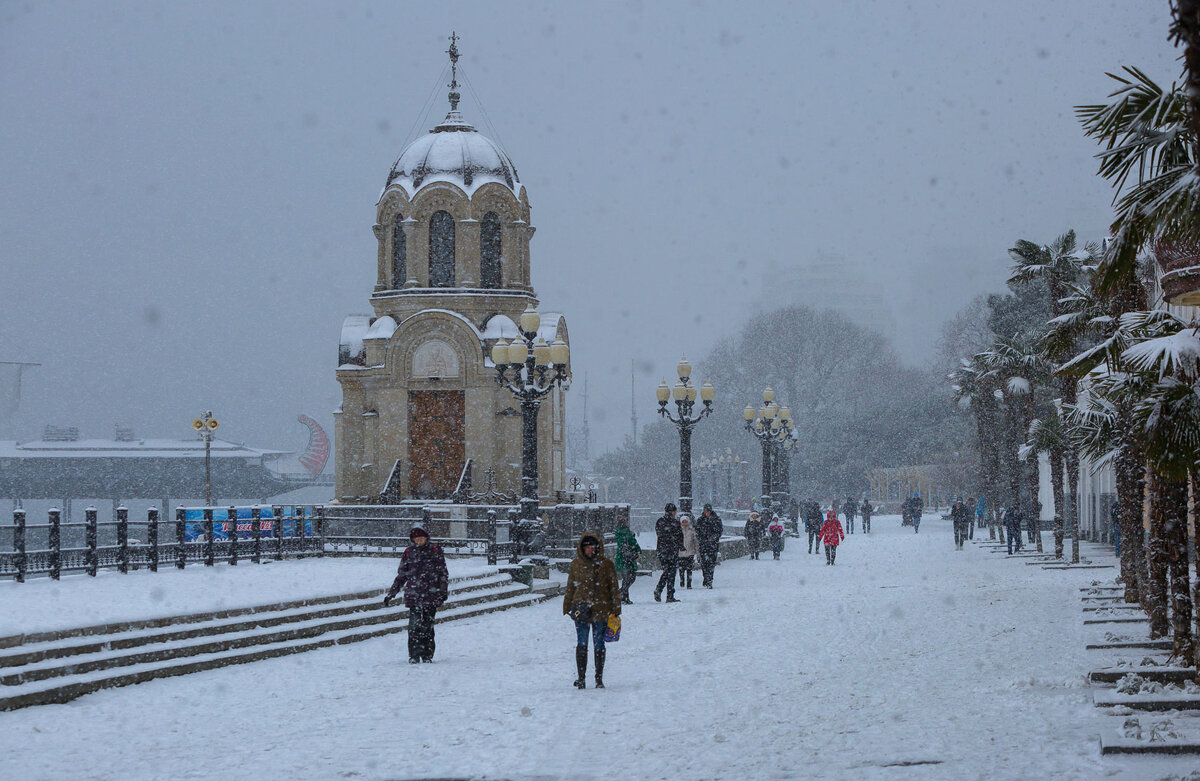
left=613, top=523, right=641, bottom=572
left=563, top=532, right=621, bottom=622
left=385, top=522, right=449, bottom=609
left=820, top=512, right=845, bottom=547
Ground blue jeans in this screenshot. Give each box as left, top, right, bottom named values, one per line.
left=575, top=619, right=606, bottom=649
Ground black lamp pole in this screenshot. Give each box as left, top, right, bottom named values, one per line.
left=493, top=307, right=570, bottom=521
left=656, top=359, right=714, bottom=516
left=743, top=388, right=795, bottom=521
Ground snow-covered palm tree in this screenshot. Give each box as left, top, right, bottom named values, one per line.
left=949, top=356, right=1005, bottom=540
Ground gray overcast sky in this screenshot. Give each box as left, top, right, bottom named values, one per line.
left=0, top=0, right=1184, bottom=457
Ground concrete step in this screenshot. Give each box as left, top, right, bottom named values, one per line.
left=0, top=589, right=552, bottom=711
left=1086, top=639, right=1173, bottom=651
left=0, top=572, right=515, bottom=669
left=1089, top=667, right=1197, bottom=684
left=0, top=581, right=531, bottom=686
left=1093, top=691, right=1200, bottom=711
left=0, top=569, right=503, bottom=651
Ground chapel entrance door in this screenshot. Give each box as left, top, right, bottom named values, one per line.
left=408, top=390, right=466, bottom=499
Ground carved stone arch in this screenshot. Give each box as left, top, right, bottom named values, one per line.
left=470, top=183, right=520, bottom=224
left=389, top=310, right=484, bottom=387
left=409, top=182, right=472, bottom=223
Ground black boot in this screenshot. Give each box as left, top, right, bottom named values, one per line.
left=594, top=647, right=606, bottom=688
left=574, top=647, right=587, bottom=689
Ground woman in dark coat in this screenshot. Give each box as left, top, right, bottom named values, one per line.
left=383, top=522, right=449, bottom=664
left=563, top=532, right=620, bottom=689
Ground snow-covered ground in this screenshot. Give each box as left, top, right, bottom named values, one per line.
left=1, top=516, right=1195, bottom=780
left=0, top=557, right=495, bottom=637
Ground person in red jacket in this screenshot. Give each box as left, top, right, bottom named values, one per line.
left=820, top=509, right=845, bottom=566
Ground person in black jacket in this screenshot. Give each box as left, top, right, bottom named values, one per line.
left=804, top=500, right=823, bottom=554
left=654, top=503, right=683, bottom=602
left=843, top=496, right=857, bottom=534
left=383, top=522, right=449, bottom=663
left=951, top=498, right=970, bottom=550
left=695, top=503, right=723, bottom=588
left=744, top=511, right=764, bottom=560
left=860, top=498, right=873, bottom=534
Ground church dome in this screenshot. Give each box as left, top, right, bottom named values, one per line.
left=384, top=109, right=521, bottom=198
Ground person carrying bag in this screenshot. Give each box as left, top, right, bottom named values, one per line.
left=563, top=532, right=620, bottom=689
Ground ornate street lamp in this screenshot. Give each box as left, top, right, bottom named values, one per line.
left=656, top=357, right=715, bottom=516
left=743, top=387, right=795, bottom=520
left=190, top=411, right=220, bottom=506
left=491, top=304, right=571, bottom=521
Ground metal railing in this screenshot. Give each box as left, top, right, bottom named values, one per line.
left=0, top=505, right=325, bottom=581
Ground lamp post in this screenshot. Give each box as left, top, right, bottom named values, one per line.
left=656, top=357, right=715, bottom=516
left=492, top=304, right=571, bottom=521
left=743, top=387, right=795, bottom=521
left=191, top=411, right=220, bottom=506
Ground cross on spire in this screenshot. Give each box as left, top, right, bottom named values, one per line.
left=446, top=31, right=461, bottom=111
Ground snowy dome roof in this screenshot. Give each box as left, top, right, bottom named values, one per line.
left=384, top=110, right=521, bottom=198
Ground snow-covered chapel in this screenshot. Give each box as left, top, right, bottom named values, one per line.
left=334, top=38, right=569, bottom=504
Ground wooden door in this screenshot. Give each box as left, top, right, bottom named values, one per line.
left=408, top=390, right=465, bottom=499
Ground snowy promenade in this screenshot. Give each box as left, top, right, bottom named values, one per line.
left=1, top=516, right=1191, bottom=780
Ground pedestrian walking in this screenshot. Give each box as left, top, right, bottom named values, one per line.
left=951, top=498, right=969, bottom=550
left=911, top=493, right=923, bottom=534
left=382, top=521, right=449, bottom=664
left=966, top=496, right=977, bottom=540
left=744, top=511, right=764, bottom=560
left=695, top=503, right=723, bottom=588
left=805, top=499, right=823, bottom=554
left=678, top=514, right=698, bottom=589
left=1004, top=505, right=1024, bottom=555
left=768, top=514, right=785, bottom=559
left=654, top=503, right=682, bottom=602
left=820, top=509, right=845, bottom=565
left=860, top=498, right=873, bottom=534
left=613, top=514, right=641, bottom=605
left=843, top=496, right=857, bottom=534
left=563, top=532, right=620, bottom=689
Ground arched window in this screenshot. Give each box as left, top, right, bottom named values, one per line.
left=391, top=214, right=406, bottom=288
left=480, top=212, right=502, bottom=288
left=429, top=211, right=455, bottom=287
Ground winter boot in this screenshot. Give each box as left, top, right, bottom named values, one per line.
left=574, top=647, right=588, bottom=689
left=594, top=647, right=606, bottom=688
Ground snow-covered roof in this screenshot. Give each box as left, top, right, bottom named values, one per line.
left=0, top=438, right=284, bottom=460
left=382, top=109, right=522, bottom=199
left=364, top=315, right=397, bottom=340
left=339, top=314, right=371, bottom=366
left=480, top=314, right=519, bottom=340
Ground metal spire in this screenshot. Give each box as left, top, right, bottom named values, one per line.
left=446, top=31, right=461, bottom=111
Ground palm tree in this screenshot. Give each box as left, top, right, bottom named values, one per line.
left=949, top=357, right=1006, bottom=540
left=1009, top=231, right=1094, bottom=559
left=1170, top=1, right=1200, bottom=167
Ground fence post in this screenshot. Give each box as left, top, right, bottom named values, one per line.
left=273, top=505, right=284, bottom=561
left=85, top=507, right=98, bottom=577
left=296, top=505, right=307, bottom=556
left=148, top=507, right=159, bottom=572
left=316, top=505, right=326, bottom=558
left=203, top=507, right=215, bottom=566
left=251, top=505, right=262, bottom=564
left=176, top=508, right=187, bottom=569
left=486, top=510, right=497, bottom=565
left=116, top=506, right=129, bottom=573
left=48, top=507, right=61, bottom=580
left=13, top=509, right=26, bottom=583
left=228, top=505, right=238, bottom=566
left=507, top=508, right=520, bottom=564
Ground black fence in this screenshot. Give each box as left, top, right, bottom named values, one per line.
left=0, top=505, right=325, bottom=581
left=2, top=501, right=634, bottom=581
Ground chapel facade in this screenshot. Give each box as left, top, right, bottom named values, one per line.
left=334, top=41, right=568, bottom=504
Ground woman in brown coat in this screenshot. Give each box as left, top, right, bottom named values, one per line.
left=563, top=532, right=620, bottom=689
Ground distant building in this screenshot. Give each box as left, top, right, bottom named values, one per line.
left=763, top=251, right=896, bottom=338
left=334, top=41, right=568, bottom=504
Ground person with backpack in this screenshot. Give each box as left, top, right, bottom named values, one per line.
left=860, top=498, right=873, bottom=534
left=613, top=514, right=641, bottom=605
left=654, top=503, right=683, bottom=602
left=768, top=514, right=785, bottom=559
left=563, top=532, right=620, bottom=689
left=382, top=522, right=449, bottom=664
left=805, top=499, right=823, bottom=555
left=695, top=503, right=723, bottom=588
left=820, top=508, right=845, bottom=565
